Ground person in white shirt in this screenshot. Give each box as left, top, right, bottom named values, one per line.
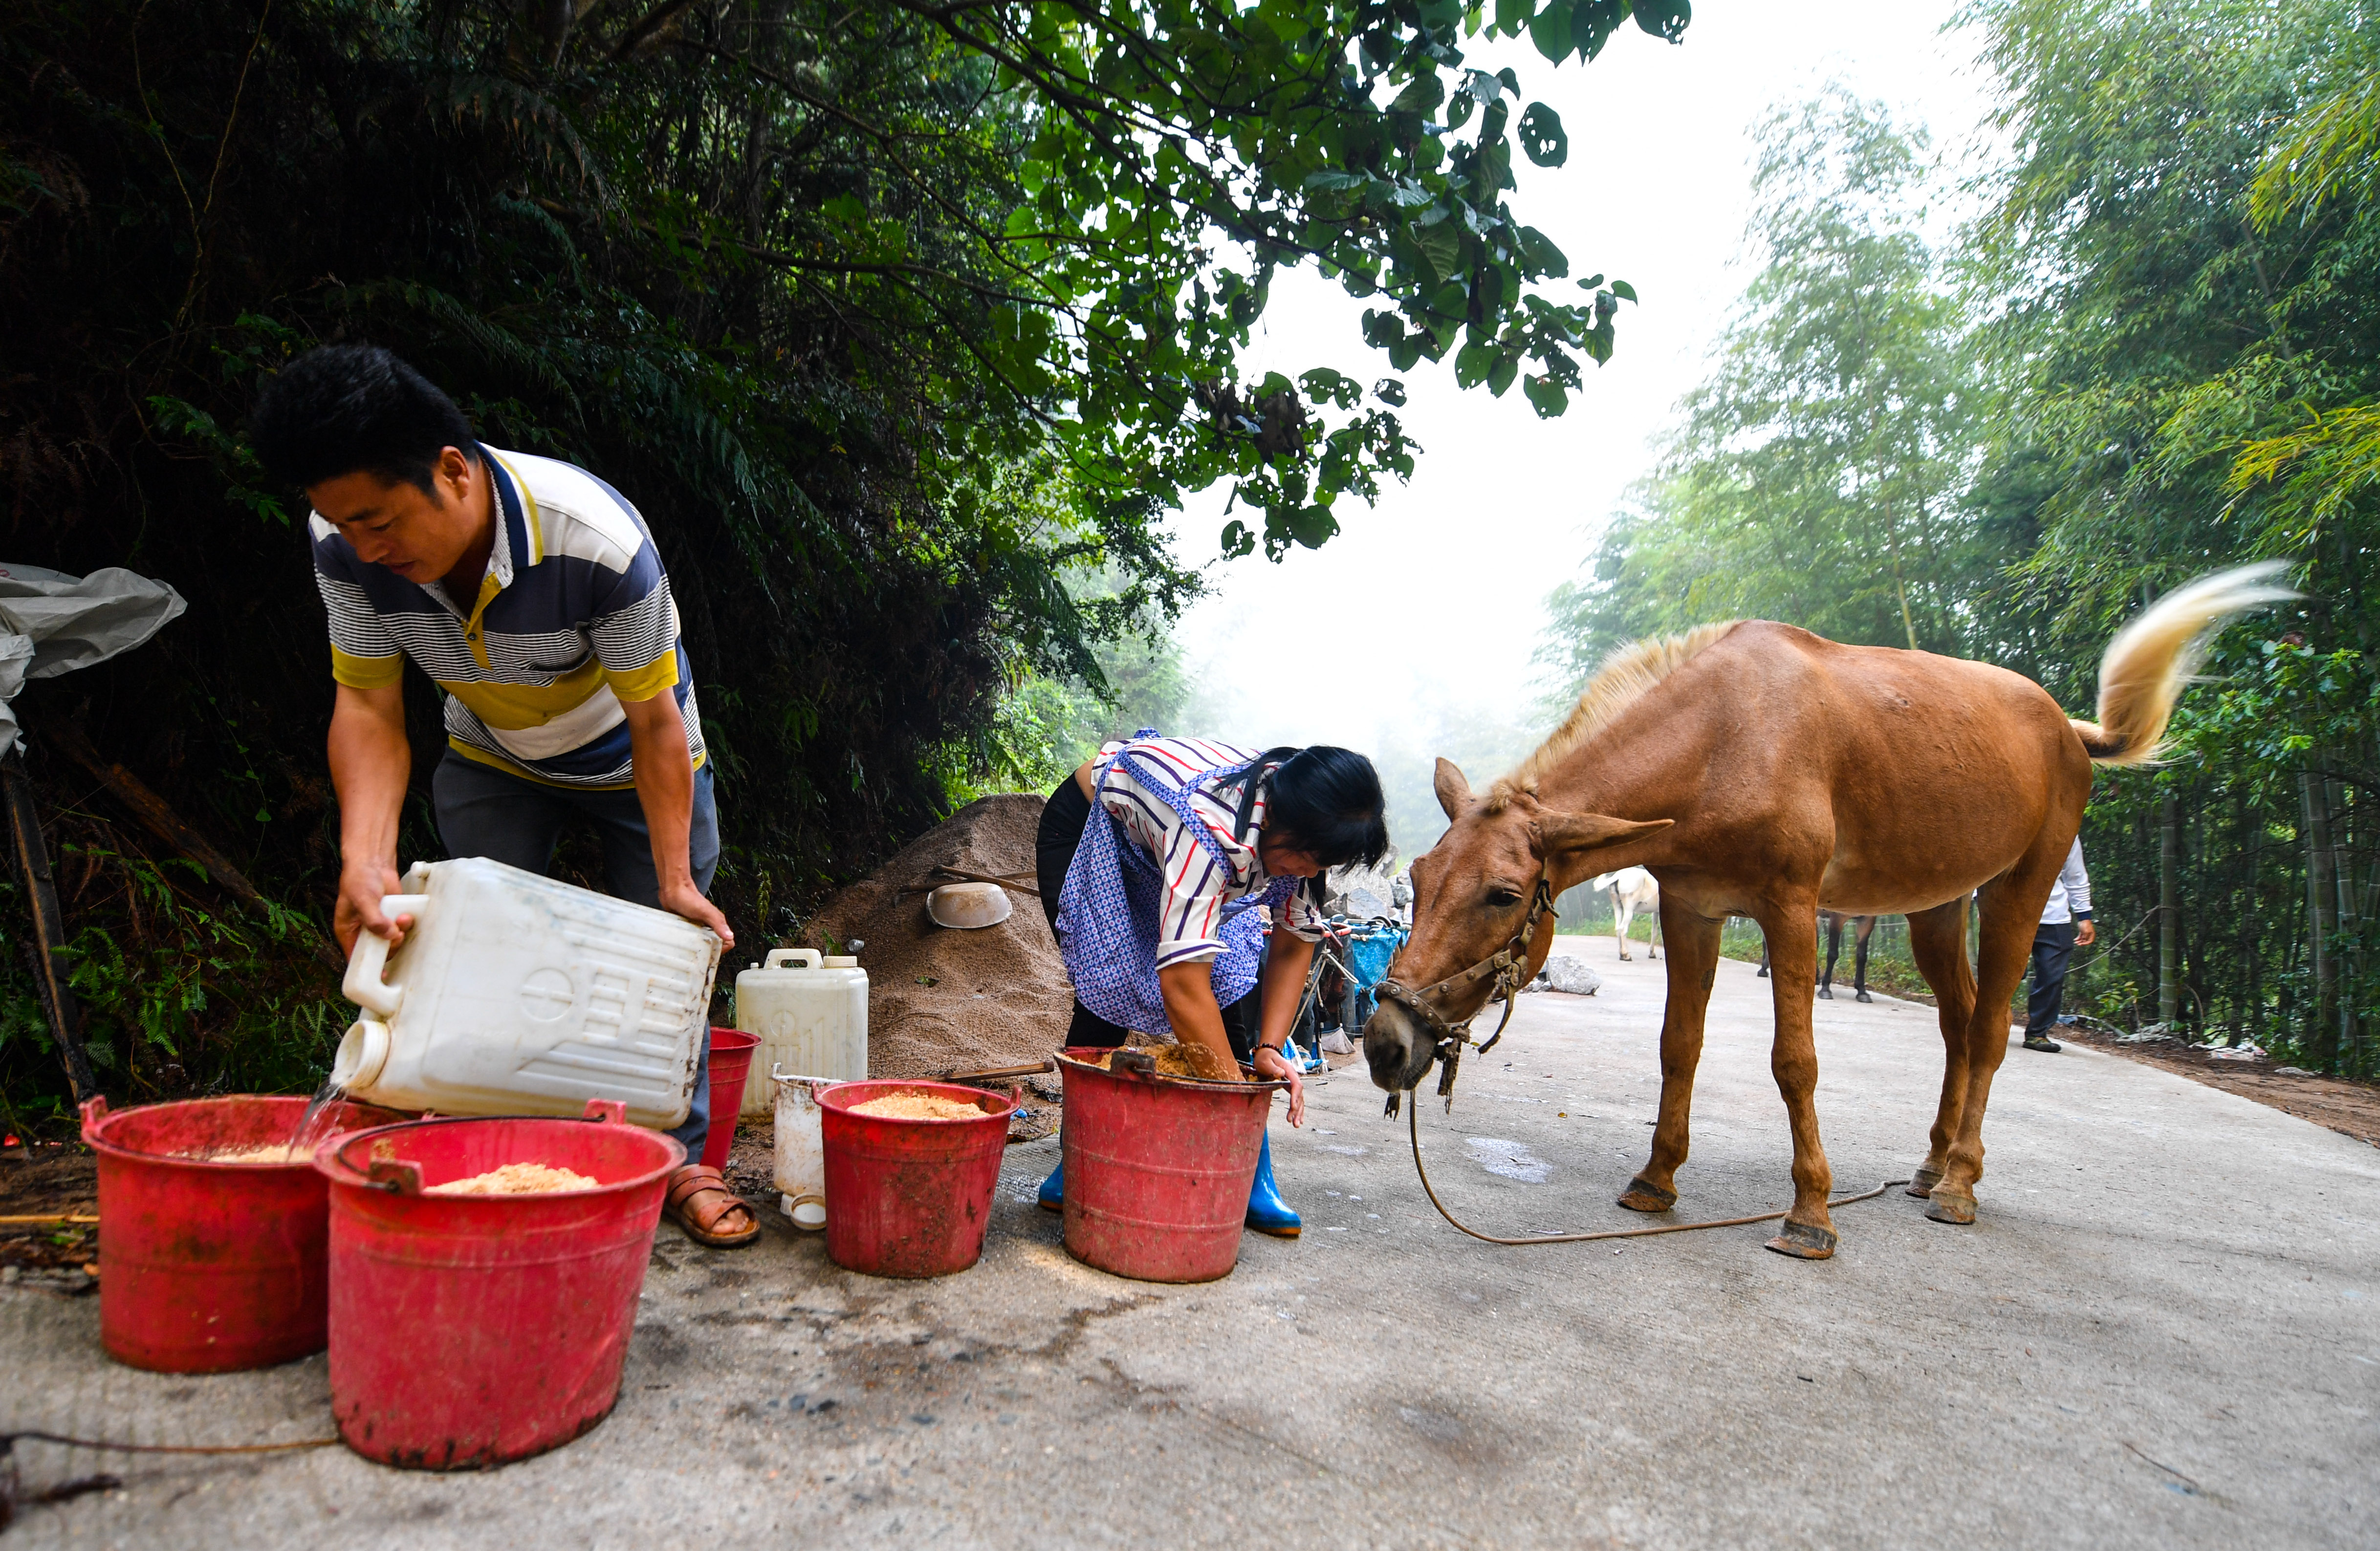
left=2024, top=837, right=2096, bottom=1052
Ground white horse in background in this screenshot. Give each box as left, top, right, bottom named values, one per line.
left=1590, top=866, right=1661, bottom=961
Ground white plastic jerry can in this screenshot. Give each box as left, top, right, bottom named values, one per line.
left=331, top=858, right=723, bottom=1129
left=732, top=948, right=868, bottom=1113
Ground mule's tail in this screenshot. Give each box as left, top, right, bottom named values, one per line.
left=2072, top=560, right=2299, bottom=765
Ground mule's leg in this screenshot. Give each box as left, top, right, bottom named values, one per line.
left=1647, top=892, right=1661, bottom=960
left=1853, top=917, right=1875, bottom=1003
left=1619, top=902, right=1722, bottom=1213
left=1901, top=899, right=1976, bottom=1196
left=1615, top=895, right=1633, bottom=961
left=1930, top=865, right=2062, bottom=1226
left=1819, top=912, right=1842, bottom=999
left=1754, top=904, right=1838, bottom=1258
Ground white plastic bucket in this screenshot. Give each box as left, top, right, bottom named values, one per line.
left=771, top=1067, right=835, bottom=1230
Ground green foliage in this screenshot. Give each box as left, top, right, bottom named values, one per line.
left=0, top=0, right=1687, bottom=1110
left=1536, top=10, right=2380, bottom=1073
left=1537, top=93, right=2004, bottom=693
left=1969, top=0, right=2379, bottom=1069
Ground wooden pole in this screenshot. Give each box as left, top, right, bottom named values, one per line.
left=2, top=749, right=99, bottom=1102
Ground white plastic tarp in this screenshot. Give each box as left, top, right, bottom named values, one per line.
left=0, top=563, right=188, bottom=752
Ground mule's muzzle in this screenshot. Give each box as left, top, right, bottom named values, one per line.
left=1361, top=999, right=1436, bottom=1094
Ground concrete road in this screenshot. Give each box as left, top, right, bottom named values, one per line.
left=7, top=940, right=2376, bottom=1549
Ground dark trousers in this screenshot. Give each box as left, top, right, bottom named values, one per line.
left=432, top=752, right=722, bottom=1161
left=2027, top=921, right=2078, bottom=1037
left=1036, top=775, right=1260, bottom=1060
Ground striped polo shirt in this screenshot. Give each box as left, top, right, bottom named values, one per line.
left=1092, top=737, right=1326, bottom=968
left=310, top=445, right=704, bottom=789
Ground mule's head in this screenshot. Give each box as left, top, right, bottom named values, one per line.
left=1363, top=759, right=1669, bottom=1093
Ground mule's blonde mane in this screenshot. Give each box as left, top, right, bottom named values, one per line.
left=1490, top=621, right=1739, bottom=808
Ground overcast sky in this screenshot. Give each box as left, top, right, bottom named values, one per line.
left=1169, top=0, right=1993, bottom=760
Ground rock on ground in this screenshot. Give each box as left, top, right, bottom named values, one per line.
left=1523, top=953, right=1602, bottom=996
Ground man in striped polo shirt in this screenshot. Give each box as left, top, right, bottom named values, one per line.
left=252, top=345, right=754, bottom=1246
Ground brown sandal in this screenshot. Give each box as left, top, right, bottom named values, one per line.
left=665, top=1165, right=760, bottom=1247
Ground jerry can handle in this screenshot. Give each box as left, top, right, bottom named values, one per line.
left=78, top=1094, right=108, bottom=1140
left=342, top=894, right=430, bottom=1016
left=764, top=948, right=823, bottom=970
left=582, top=1099, right=627, bottom=1124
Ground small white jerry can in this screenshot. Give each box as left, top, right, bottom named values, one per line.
left=331, top=858, right=723, bottom=1129
left=731, top=948, right=868, bottom=1115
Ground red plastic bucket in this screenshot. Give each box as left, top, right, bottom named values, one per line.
left=316, top=1100, right=683, bottom=1469
left=818, top=1079, right=1014, bottom=1278
left=699, top=1027, right=760, bottom=1172
left=79, top=1094, right=407, bottom=1373
left=1056, top=1049, right=1285, bottom=1283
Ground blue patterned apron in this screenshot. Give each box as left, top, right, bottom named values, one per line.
left=1055, top=735, right=1301, bottom=1035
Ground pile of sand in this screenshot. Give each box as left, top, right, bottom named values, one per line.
left=427, top=1163, right=598, bottom=1196
left=802, top=794, right=1075, bottom=1079
left=849, top=1092, right=992, bottom=1121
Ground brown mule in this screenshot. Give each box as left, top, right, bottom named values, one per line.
left=1364, top=565, right=2292, bottom=1258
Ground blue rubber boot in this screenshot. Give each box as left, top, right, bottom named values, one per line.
left=1037, top=1159, right=1063, bottom=1212
left=1244, top=1130, right=1301, bottom=1238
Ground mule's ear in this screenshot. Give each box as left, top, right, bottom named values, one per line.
left=1433, top=758, right=1473, bottom=822
left=1534, top=811, right=1671, bottom=860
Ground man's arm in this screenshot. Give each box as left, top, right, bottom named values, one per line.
left=620, top=689, right=733, bottom=946
left=328, top=682, right=412, bottom=955
left=2066, top=840, right=2095, bottom=947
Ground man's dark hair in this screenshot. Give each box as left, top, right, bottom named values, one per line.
left=1230, top=745, right=1391, bottom=870
left=249, top=345, right=475, bottom=495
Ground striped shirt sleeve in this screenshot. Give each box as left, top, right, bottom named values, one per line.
left=587, top=549, right=680, bottom=703
left=310, top=519, right=402, bottom=689
left=1094, top=740, right=1324, bottom=963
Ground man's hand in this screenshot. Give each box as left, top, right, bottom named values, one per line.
left=1252, top=1044, right=1306, bottom=1126
left=334, top=858, right=409, bottom=957
left=2075, top=918, right=2096, bottom=948
left=659, top=876, right=734, bottom=948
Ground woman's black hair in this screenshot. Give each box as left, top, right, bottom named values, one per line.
left=249, top=344, right=475, bottom=495
left=1230, top=745, right=1390, bottom=871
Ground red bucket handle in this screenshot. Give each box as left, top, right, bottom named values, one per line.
left=582, top=1099, right=627, bottom=1124
left=78, top=1094, right=108, bottom=1141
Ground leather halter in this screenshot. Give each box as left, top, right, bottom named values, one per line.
left=1370, top=874, right=1555, bottom=1115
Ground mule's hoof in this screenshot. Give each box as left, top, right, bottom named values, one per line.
left=1924, top=1189, right=1977, bottom=1225
left=1816, top=986, right=1833, bottom=1000
left=1616, top=1176, right=1676, bottom=1213
left=1764, top=1221, right=1837, bottom=1259
left=1855, top=991, right=1873, bottom=1004
left=1904, top=1164, right=1943, bottom=1199
left=1618, top=952, right=1632, bottom=963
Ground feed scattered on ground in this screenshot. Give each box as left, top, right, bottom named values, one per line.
left=427, top=1163, right=600, bottom=1195
left=850, top=1092, right=989, bottom=1120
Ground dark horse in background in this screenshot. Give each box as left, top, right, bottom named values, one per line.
left=1756, top=911, right=1879, bottom=1001
left=1364, top=564, right=2291, bottom=1258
